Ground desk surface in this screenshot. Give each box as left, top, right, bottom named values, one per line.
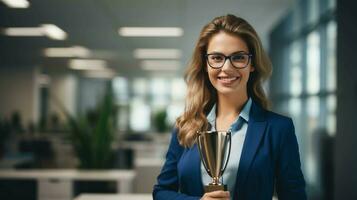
left=0, top=154, right=33, bottom=169
left=0, top=169, right=136, bottom=180
left=74, top=194, right=275, bottom=200
left=74, top=193, right=152, bottom=200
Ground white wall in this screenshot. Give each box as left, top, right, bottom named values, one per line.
left=0, top=66, right=39, bottom=126
left=48, top=72, right=78, bottom=121
left=0, top=67, right=110, bottom=129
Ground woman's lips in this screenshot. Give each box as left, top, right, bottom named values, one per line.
left=217, top=76, right=240, bottom=84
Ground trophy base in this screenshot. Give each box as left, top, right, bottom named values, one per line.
left=204, top=184, right=227, bottom=193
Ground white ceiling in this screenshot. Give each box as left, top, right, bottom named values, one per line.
left=0, top=0, right=294, bottom=78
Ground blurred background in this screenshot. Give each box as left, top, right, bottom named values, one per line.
left=0, top=0, right=356, bottom=199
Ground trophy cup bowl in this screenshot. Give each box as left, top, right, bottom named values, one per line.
left=197, top=130, right=232, bottom=193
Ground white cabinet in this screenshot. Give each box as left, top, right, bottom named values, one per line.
left=0, top=169, right=136, bottom=200
left=38, top=179, right=72, bottom=200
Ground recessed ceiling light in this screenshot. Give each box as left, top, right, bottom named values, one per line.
left=118, top=27, right=183, bottom=37
left=1, top=0, right=29, bottom=8
left=69, top=59, right=107, bottom=70
left=134, top=48, right=182, bottom=59
left=141, top=60, right=180, bottom=71
left=44, top=46, right=91, bottom=58
left=2, top=24, right=67, bottom=40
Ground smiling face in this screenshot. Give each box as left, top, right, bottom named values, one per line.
left=206, top=31, right=255, bottom=97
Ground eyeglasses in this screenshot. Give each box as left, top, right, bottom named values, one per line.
left=205, top=53, right=252, bottom=69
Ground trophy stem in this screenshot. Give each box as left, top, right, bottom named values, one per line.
left=206, top=177, right=227, bottom=192
left=212, top=177, right=220, bottom=185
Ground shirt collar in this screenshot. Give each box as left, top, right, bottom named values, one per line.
left=206, top=98, right=252, bottom=128
left=206, top=104, right=217, bottom=125
left=240, top=98, right=252, bottom=122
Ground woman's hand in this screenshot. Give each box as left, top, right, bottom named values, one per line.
left=200, top=190, right=230, bottom=200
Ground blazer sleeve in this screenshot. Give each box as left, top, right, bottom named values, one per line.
left=153, top=129, right=200, bottom=200
left=276, top=119, right=307, bottom=200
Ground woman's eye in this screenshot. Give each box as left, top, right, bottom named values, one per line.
left=211, top=55, right=223, bottom=61
left=232, top=54, right=246, bottom=61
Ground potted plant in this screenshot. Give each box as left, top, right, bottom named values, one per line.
left=54, top=88, right=117, bottom=169
left=153, top=109, right=169, bottom=133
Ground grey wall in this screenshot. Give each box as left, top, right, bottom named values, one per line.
left=335, top=0, right=357, bottom=199
left=77, top=77, right=109, bottom=115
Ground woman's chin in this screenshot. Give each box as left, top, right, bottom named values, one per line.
left=215, top=87, right=242, bottom=96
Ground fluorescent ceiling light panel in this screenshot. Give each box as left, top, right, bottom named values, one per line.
left=134, top=48, right=182, bottom=59
left=41, top=24, right=67, bottom=40
left=119, top=27, right=183, bottom=37
left=141, top=60, right=180, bottom=71
left=69, top=59, right=107, bottom=70
left=44, top=46, right=91, bottom=58
left=3, top=27, right=43, bottom=36
left=1, top=0, right=30, bottom=8
left=2, top=24, right=67, bottom=40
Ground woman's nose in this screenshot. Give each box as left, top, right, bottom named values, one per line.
left=221, top=58, right=234, bottom=71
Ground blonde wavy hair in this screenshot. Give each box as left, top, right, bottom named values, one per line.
left=176, top=14, right=272, bottom=147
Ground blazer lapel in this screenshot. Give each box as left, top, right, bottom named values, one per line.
left=234, top=102, right=267, bottom=196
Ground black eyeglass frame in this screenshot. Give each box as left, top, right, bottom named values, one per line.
left=204, top=53, right=253, bottom=69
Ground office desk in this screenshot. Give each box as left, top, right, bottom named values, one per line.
left=74, top=193, right=152, bottom=200
left=0, top=169, right=136, bottom=200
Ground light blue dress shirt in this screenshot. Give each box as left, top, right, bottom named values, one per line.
left=201, top=98, right=252, bottom=200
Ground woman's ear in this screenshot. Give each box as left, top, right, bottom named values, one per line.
left=250, top=66, right=255, bottom=72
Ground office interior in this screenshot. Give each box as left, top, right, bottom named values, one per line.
left=0, top=0, right=356, bottom=199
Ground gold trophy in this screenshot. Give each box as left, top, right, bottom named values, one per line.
left=197, top=130, right=232, bottom=192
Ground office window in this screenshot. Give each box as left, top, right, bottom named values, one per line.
left=328, top=0, right=336, bottom=11
left=306, top=96, right=319, bottom=131
left=326, top=21, right=337, bottom=92
left=167, top=78, right=186, bottom=126
left=270, top=0, right=336, bottom=198
left=117, top=106, right=129, bottom=132
left=291, top=4, right=302, bottom=35
left=133, top=78, right=148, bottom=97
left=289, top=98, right=302, bottom=117
left=113, top=77, right=129, bottom=104
left=289, top=40, right=303, bottom=97
left=130, top=97, right=151, bottom=132
left=326, top=94, right=336, bottom=135
left=166, top=103, right=184, bottom=126
left=308, top=0, right=319, bottom=25
left=307, top=31, right=320, bottom=94
left=150, top=78, right=169, bottom=107
left=171, top=78, right=186, bottom=101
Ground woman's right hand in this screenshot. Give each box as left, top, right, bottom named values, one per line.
left=200, top=190, right=230, bottom=200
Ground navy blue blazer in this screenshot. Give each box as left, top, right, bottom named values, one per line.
left=153, top=101, right=306, bottom=200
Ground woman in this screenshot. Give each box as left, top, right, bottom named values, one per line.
left=153, top=14, right=306, bottom=200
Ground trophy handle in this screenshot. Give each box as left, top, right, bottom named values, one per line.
left=197, top=131, right=212, bottom=177
left=220, top=131, right=231, bottom=175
